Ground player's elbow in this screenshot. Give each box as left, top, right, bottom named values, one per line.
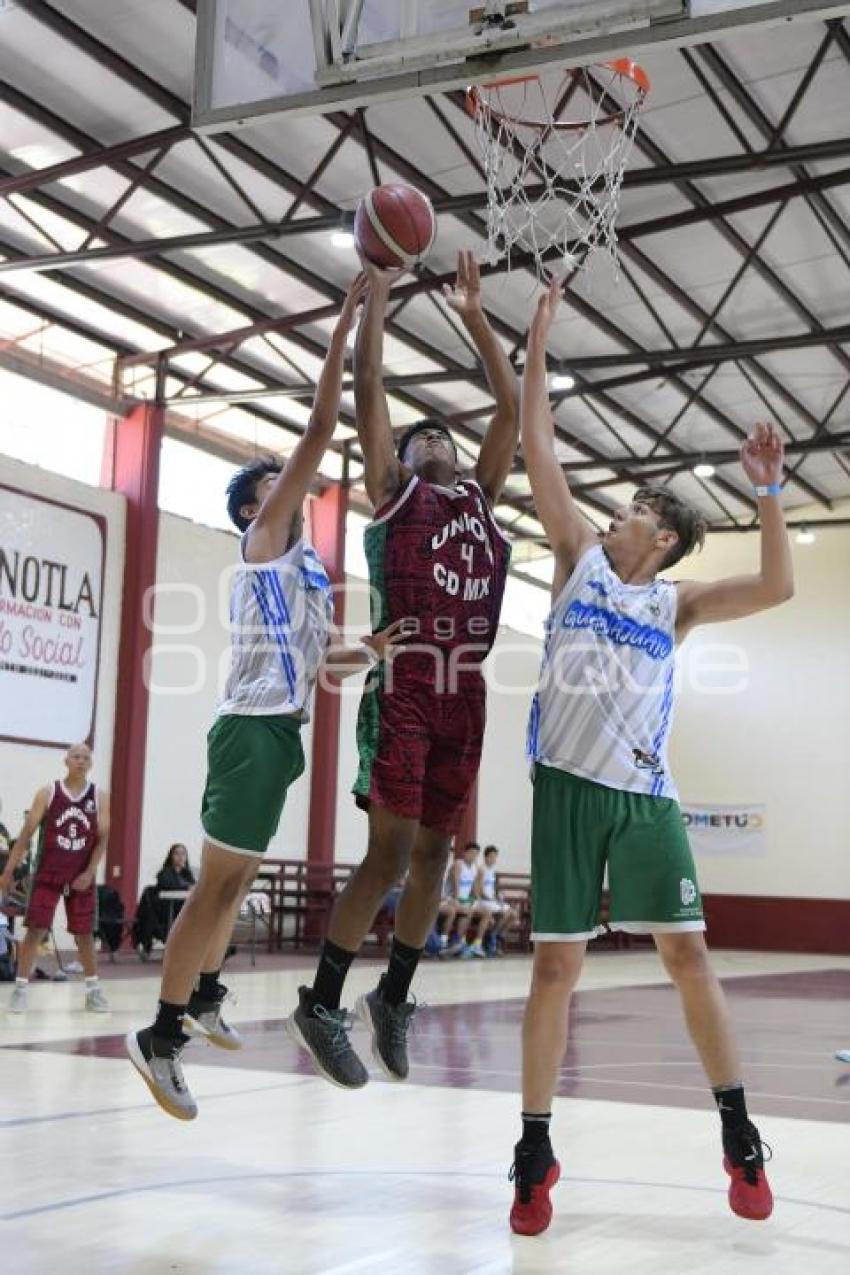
left=762, top=576, right=794, bottom=607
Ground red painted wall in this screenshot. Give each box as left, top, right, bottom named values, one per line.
left=703, top=894, right=850, bottom=955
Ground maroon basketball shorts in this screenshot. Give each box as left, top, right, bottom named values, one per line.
left=354, top=672, right=485, bottom=835
left=25, top=874, right=97, bottom=935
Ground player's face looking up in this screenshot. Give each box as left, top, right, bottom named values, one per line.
left=403, top=427, right=457, bottom=485
left=601, top=500, right=678, bottom=568
left=243, top=471, right=278, bottom=524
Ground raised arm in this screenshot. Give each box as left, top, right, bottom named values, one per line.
left=444, top=251, right=519, bottom=505
left=244, top=274, right=367, bottom=564
left=354, top=261, right=404, bottom=508
left=522, top=279, right=597, bottom=597
left=676, top=423, right=794, bottom=637
left=0, top=785, right=49, bottom=894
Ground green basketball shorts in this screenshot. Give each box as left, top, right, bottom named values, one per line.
left=201, top=713, right=305, bottom=857
left=531, top=763, right=705, bottom=942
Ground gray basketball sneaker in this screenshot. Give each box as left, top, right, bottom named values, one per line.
left=184, top=984, right=242, bottom=1051
left=85, top=985, right=110, bottom=1013
left=286, top=986, right=368, bottom=1089
left=126, top=1028, right=197, bottom=1121
left=355, top=986, right=417, bottom=1082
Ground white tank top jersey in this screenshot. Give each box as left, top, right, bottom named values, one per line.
left=481, top=866, right=497, bottom=900
left=217, top=535, right=334, bottom=720
left=455, top=861, right=477, bottom=900
left=527, top=544, right=679, bottom=800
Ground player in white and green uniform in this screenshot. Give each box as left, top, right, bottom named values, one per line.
left=509, top=281, right=794, bottom=1237
left=127, top=276, right=405, bottom=1123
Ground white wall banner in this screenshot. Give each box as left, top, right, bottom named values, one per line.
left=682, top=803, right=766, bottom=857
left=0, top=483, right=106, bottom=748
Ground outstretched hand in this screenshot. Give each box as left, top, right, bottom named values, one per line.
left=335, top=272, right=369, bottom=337
left=362, top=616, right=414, bottom=663
left=529, top=276, right=563, bottom=343
left=741, top=422, right=784, bottom=487
left=356, top=249, right=406, bottom=289
left=443, top=249, right=482, bottom=318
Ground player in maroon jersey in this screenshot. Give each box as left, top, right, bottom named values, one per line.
left=0, top=743, right=111, bottom=1013
left=288, top=250, right=518, bottom=1087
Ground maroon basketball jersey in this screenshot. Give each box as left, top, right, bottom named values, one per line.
left=34, top=781, right=99, bottom=882
left=365, top=475, right=511, bottom=676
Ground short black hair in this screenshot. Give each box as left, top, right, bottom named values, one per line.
left=225, top=456, right=282, bottom=532
left=483, top=845, right=498, bottom=857
left=396, top=418, right=457, bottom=463
left=464, top=841, right=480, bottom=852
left=633, top=485, right=708, bottom=570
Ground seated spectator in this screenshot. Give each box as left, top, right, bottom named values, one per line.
left=434, top=894, right=465, bottom=957
left=475, top=845, right=516, bottom=956
left=133, top=844, right=196, bottom=957
left=446, top=841, right=493, bottom=959
left=157, top=843, right=195, bottom=893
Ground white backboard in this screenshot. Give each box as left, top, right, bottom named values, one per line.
left=193, top=0, right=850, bottom=131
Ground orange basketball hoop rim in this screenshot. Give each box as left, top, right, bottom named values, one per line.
left=465, top=58, right=650, bottom=132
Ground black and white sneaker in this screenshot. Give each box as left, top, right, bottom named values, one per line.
left=286, top=986, right=368, bottom=1089
left=185, top=983, right=242, bottom=1051
left=355, top=986, right=417, bottom=1082
left=126, top=1027, right=197, bottom=1121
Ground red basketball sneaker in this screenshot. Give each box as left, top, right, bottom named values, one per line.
left=723, top=1122, right=774, bottom=1220
left=509, top=1142, right=561, bottom=1236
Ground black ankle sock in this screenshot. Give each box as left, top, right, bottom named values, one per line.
left=380, top=938, right=423, bottom=1007
left=153, top=999, right=188, bottom=1041
left=713, top=1082, right=749, bottom=1129
left=196, top=970, right=221, bottom=1001
left=520, top=1112, right=552, bottom=1148
left=310, top=940, right=357, bottom=1012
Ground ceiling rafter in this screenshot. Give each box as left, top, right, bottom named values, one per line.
left=0, top=0, right=847, bottom=533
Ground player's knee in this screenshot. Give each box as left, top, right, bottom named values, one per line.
left=195, top=869, right=243, bottom=909
left=532, top=945, right=582, bottom=991
left=362, top=843, right=408, bottom=891
left=660, top=935, right=710, bottom=982
left=409, top=841, right=450, bottom=887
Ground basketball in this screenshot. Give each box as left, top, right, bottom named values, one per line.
left=353, top=183, right=437, bottom=269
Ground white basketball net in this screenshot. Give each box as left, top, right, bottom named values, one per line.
left=468, top=61, right=648, bottom=280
